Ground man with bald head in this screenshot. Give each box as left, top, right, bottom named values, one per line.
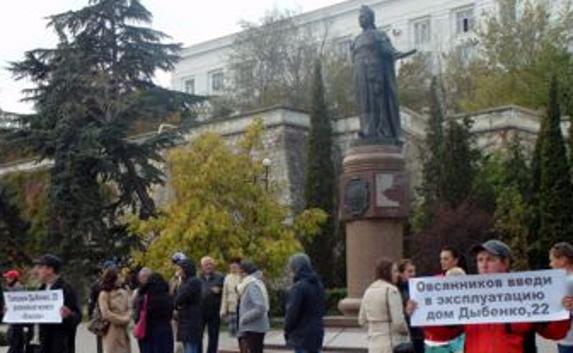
left=200, top=256, right=225, bottom=353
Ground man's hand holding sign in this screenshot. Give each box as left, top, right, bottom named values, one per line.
left=408, top=270, right=571, bottom=326
left=405, top=239, right=573, bottom=353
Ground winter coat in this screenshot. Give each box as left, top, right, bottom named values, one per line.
left=220, top=273, right=241, bottom=317
left=38, top=277, right=82, bottom=353
left=398, top=280, right=424, bottom=343
left=425, top=321, right=570, bottom=353
left=359, top=280, right=410, bottom=353
left=174, top=260, right=203, bottom=343
left=145, top=292, right=174, bottom=333
left=99, top=289, right=131, bottom=353
left=237, top=271, right=270, bottom=336
left=200, top=272, right=225, bottom=319
left=284, top=263, right=325, bottom=351
left=89, top=281, right=102, bottom=320
left=139, top=279, right=174, bottom=353
left=131, top=288, right=144, bottom=324
left=0, top=286, right=3, bottom=323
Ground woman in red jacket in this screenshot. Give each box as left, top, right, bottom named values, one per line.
left=407, top=239, right=573, bottom=353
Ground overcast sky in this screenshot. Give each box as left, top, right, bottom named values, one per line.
left=0, top=0, right=341, bottom=113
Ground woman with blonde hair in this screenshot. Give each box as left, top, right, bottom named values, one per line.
left=98, top=267, right=131, bottom=353
left=359, top=258, right=410, bottom=353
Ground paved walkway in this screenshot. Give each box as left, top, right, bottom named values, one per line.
left=0, top=323, right=559, bottom=353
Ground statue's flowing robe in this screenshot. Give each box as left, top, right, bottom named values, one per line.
left=352, top=29, right=401, bottom=142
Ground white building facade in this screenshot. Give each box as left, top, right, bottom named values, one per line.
left=172, top=0, right=567, bottom=97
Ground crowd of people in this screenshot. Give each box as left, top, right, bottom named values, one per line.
left=358, top=239, right=573, bottom=353
left=2, top=237, right=573, bottom=353
left=0, top=252, right=325, bottom=353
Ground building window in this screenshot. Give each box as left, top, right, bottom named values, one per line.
left=507, top=0, right=517, bottom=21
left=235, top=62, right=254, bottom=88
left=502, top=0, right=517, bottom=21
left=458, top=43, right=477, bottom=64
left=412, top=17, right=431, bottom=46
left=455, top=6, right=475, bottom=35
left=184, top=78, right=195, bottom=94
left=210, top=70, right=225, bottom=92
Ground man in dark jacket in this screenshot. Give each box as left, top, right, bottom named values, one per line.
left=284, top=253, right=325, bottom=353
left=28, top=254, right=82, bottom=353
left=175, top=259, right=203, bottom=353
left=199, top=256, right=225, bottom=353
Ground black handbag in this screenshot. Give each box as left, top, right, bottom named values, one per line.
left=386, top=288, right=416, bottom=353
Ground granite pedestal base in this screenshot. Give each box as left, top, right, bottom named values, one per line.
left=338, top=144, right=409, bottom=317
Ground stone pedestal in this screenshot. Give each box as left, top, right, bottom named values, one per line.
left=338, top=144, right=409, bottom=317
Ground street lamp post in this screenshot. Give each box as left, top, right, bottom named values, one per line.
left=262, top=158, right=272, bottom=191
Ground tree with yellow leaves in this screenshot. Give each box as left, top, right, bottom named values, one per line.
left=130, top=120, right=327, bottom=279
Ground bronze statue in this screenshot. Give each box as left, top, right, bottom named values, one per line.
left=352, top=6, right=416, bottom=144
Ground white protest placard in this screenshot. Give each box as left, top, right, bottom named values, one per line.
left=3, top=290, right=64, bottom=324
left=410, top=269, right=568, bottom=327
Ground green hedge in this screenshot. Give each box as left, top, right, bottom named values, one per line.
left=268, top=287, right=347, bottom=318
left=324, top=288, right=347, bottom=315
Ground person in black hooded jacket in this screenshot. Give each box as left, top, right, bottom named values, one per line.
left=139, top=273, right=174, bottom=353
left=175, top=259, right=203, bottom=353
left=284, top=253, right=325, bottom=353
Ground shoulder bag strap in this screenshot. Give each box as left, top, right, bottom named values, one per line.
left=385, top=287, right=394, bottom=348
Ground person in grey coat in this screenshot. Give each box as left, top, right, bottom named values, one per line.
left=237, top=261, right=270, bottom=353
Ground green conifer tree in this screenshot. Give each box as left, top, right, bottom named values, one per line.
left=420, top=77, right=445, bottom=207
left=537, top=77, right=573, bottom=256
left=440, top=116, right=479, bottom=208
left=10, top=0, right=201, bottom=275
left=303, top=59, right=337, bottom=286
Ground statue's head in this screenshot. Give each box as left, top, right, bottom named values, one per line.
left=359, top=6, right=376, bottom=30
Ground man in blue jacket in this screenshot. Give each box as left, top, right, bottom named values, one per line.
left=284, top=253, right=325, bottom=353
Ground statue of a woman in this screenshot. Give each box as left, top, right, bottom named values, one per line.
left=352, top=6, right=415, bottom=144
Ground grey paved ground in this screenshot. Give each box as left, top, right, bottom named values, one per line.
left=0, top=323, right=560, bottom=353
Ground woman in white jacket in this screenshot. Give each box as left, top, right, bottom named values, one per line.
left=359, top=258, right=410, bottom=353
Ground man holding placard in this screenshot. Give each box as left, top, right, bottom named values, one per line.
left=28, top=254, right=82, bottom=353
left=406, top=239, right=573, bottom=353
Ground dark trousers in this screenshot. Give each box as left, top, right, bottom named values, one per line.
left=141, top=325, right=174, bottom=353
left=7, top=325, right=26, bottom=353
left=412, top=337, right=424, bottom=353
left=96, top=336, right=103, bottom=353
left=558, top=345, right=573, bottom=353
left=239, top=332, right=265, bottom=353
left=200, top=316, right=220, bottom=353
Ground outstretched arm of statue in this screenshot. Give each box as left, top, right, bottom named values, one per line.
left=395, top=49, right=417, bottom=60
